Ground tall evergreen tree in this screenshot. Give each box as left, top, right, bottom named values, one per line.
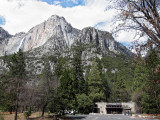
left=38, top=59, right=54, bottom=117
left=115, top=69, right=131, bottom=102
left=101, top=71, right=111, bottom=102
left=88, top=59, right=104, bottom=102
left=7, top=49, right=26, bottom=120
left=54, top=57, right=67, bottom=78
left=142, top=48, right=160, bottom=114
left=71, top=42, right=87, bottom=94
left=132, top=59, right=147, bottom=113
left=0, top=73, right=15, bottom=114
left=57, top=64, right=75, bottom=111
left=76, top=93, right=92, bottom=114
left=133, top=59, right=147, bottom=91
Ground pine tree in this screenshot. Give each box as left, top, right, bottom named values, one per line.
left=101, top=72, right=111, bottom=102
left=54, top=57, right=67, bottom=78
left=132, top=59, right=147, bottom=113
left=110, top=66, right=134, bottom=102
left=0, top=73, right=15, bottom=113
left=142, top=48, right=160, bottom=114
left=76, top=94, right=92, bottom=114
left=57, top=64, right=75, bottom=111
left=38, top=59, right=54, bottom=117
left=71, top=43, right=87, bottom=94
left=7, top=49, right=26, bottom=120
left=88, top=59, right=104, bottom=102
left=116, top=70, right=126, bottom=101
left=0, top=75, right=4, bottom=109
left=133, top=59, right=147, bottom=91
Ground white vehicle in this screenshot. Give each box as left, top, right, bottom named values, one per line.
left=70, top=110, right=76, bottom=115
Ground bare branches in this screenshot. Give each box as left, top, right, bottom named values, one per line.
left=110, top=0, right=160, bottom=52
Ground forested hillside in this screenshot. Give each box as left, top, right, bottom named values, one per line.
left=0, top=41, right=135, bottom=115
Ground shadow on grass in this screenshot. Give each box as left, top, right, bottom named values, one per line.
left=28, top=116, right=41, bottom=120
left=28, top=115, right=87, bottom=120
left=66, top=115, right=87, bottom=120
left=28, top=116, right=54, bottom=120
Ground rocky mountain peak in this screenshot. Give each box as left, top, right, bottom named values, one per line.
left=46, top=15, right=75, bottom=36
left=0, top=15, right=133, bottom=58
left=0, top=27, right=11, bottom=41
left=14, top=32, right=25, bottom=37
left=49, top=15, right=66, bottom=22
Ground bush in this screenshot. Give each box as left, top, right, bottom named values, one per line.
left=24, top=109, right=31, bottom=119
left=76, top=94, right=93, bottom=114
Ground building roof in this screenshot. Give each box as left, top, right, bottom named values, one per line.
left=106, top=103, right=122, bottom=105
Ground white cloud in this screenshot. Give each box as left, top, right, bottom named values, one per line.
left=67, top=0, right=79, bottom=4
left=0, top=0, right=144, bottom=46
left=0, top=0, right=112, bottom=35
left=53, top=1, right=61, bottom=5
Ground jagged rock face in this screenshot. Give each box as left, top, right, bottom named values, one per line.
left=0, top=15, right=133, bottom=58
left=21, top=15, right=80, bottom=52
left=79, top=27, right=133, bottom=58
left=0, top=27, right=12, bottom=56
left=0, top=32, right=25, bottom=56
left=4, top=32, right=25, bottom=55
left=27, top=36, right=70, bottom=57
left=0, top=27, right=11, bottom=41
left=79, top=27, right=117, bottom=54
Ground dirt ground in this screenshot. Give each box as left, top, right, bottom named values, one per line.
left=0, top=112, right=57, bottom=120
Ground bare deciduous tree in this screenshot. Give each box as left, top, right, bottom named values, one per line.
left=110, top=0, right=160, bottom=52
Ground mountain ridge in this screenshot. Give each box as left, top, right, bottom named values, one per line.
left=0, top=15, right=133, bottom=57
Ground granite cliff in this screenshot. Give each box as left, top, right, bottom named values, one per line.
left=0, top=15, right=134, bottom=74
left=0, top=15, right=133, bottom=57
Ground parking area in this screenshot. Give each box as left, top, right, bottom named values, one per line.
left=67, top=114, right=159, bottom=120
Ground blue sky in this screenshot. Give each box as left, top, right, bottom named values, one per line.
left=121, top=42, right=130, bottom=48
left=94, top=22, right=106, bottom=28
left=41, top=0, right=85, bottom=7
left=0, top=16, right=5, bottom=25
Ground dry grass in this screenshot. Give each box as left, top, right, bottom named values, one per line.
left=0, top=112, right=56, bottom=120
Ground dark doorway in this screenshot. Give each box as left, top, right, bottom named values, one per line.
left=93, top=104, right=100, bottom=113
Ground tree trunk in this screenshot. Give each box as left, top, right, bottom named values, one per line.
left=9, top=106, right=12, bottom=114
left=14, top=81, right=19, bottom=120
left=154, top=90, right=160, bottom=113
left=21, top=106, right=24, bottom=113
left=14, top=97, right=18, bottom=120
left=41, top=104, right=47, bottom=117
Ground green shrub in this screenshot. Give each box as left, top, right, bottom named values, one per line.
left=24, top=109, right=32, bottom=119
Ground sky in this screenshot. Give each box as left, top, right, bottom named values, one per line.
left=0, top=0, right=141, bottom=48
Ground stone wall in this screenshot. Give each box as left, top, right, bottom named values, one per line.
left=122, top=102, right=136, bottom=113
left=95, top=102, right=107, bottom=114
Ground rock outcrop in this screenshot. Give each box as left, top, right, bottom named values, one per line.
left=0, top=27, right=11, bottom=41
left=0, top=15, right=133, bottom=58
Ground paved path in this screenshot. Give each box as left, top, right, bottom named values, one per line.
left=67, top=114, right=159, bottom=120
